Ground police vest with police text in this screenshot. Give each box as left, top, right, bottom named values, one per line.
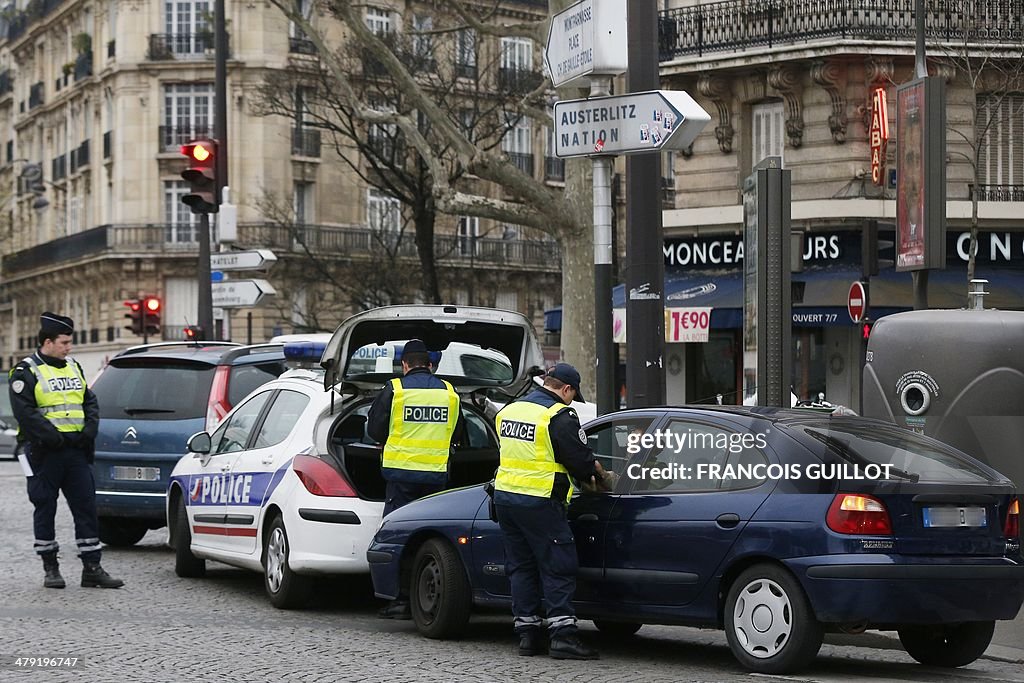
left=494, top=399, right=571, bottom=501
left=19, top=356, right=87, bottom=434
left=382, top=378, right=460, bottom=473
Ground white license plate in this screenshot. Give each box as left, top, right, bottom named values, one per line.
left=922, top=506, right=987, bottom=528
left=111, top=466, right=160, bottom=482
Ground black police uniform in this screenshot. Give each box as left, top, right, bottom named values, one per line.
left=493, top=386, right=600, bottom=643
left=11, top=350, right=102, bottom=564
left=367, top=366, right=465, bottom=516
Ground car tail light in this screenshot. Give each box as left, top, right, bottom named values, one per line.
left=826, top=493, right=892, bottom=535
left=206, top=365, right=232, bottom=432
left=1006, top=498, right=1020, bottom=539
left=293, top=454, right=357, bottom=497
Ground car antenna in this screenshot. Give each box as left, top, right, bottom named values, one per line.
left=183, top=316, right=199, bottom=347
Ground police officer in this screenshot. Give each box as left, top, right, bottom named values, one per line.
left=9, top=313, right=123, bottom=589
left=494, top=363, right=611, bottom=660
left=367, top=338, right=464, bottom=617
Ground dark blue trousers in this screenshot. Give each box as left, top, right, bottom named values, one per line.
left=26, top=445, right=101, bottom=563
left=495, top=500, right=579, bottom=634
left=382, top=480, right=444, bottom=517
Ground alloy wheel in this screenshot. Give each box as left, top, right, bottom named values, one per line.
left=266, top=527, right=287, bottom=594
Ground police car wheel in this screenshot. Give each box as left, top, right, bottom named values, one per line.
left=173, top=496, right=205, bottom=578
left=410, top=538, right=472, bottom=639
left=262, top=514, right=313, bottom=610
left=898, top=621, right=995, bottom=668
left=724, top=563, right=823, bottom=674
left=98, top=517, right=148, bottom=547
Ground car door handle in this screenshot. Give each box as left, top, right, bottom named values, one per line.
left=220, top=463, right=231, bottom=472
left=716, top=513, right=741, bottom=529
left=575, top=513, right=599, bottom=522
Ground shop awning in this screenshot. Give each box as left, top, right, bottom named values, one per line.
left=544, top=265, right=1024, bottom=332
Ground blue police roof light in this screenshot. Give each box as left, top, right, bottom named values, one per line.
left=283, top=341, right=328, bottom=363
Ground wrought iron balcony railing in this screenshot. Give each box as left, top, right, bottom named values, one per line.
left=498, top=67, right=543, bottom=93
left=506, top=152, right=535, bottom=176
left=544, top=156, right=565, bottom=182
left=659, top=0, right=1024, bottom=60
left=969, top=183, right=1024, bottom=202
left=159, top=124, right=212, bottom=151
left=289, top=36, right=317, bottom=54
left=147, top=33, right=229, bottom=60
left=0, top=223, right=561, bottom=276
left=292, top=128, right=322, bottom=157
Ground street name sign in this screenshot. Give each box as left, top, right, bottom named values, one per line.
left=211, top=279, right=276, bottom=308
left=554, top=90, right=711, bottom=158
left=543, top=0, right=627, bottom=88
left=210, top=249, right=277, bottom=271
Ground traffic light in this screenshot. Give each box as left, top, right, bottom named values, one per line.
left=143, top=297, right=161, bottom=336
left=862, top=319, right=874, bottom=340
left=862, top=220, right=896, bottom=277
left=180, top=138, right=219, bottom=214
left=184, top=325, right=204, bottom=341
left=124, top=299, right=143, bottom=335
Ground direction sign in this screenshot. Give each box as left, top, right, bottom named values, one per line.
left=543, top=0, right=627, bottom=88
left=211, top=279, right=276, bottom=308
left=848, top=281, right=868, bottom=323
left=554, top=90, right=711, bottom=158
left=210, top=249, right=277, bottom=271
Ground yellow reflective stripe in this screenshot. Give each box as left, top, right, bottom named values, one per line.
left=382, top=377, right=459, bottom=473
left=495, top=400, right=571, bottom=500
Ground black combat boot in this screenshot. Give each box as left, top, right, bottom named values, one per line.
left=81, top=563, right=125, bottom=589
left=549, top=630, right=599, bottom=660
left=518, top=628, right=546, bottom=656
left=41, top=552, right=65, bottom=589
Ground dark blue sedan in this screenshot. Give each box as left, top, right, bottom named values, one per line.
left=367, top=408, right=1024, bottom=674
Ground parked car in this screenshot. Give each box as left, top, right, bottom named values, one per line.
left=89, top=341, right=291, bottom=546
left=367, top=407, right=1024, bottom=675
left=167, top=305, right=546, bottom=609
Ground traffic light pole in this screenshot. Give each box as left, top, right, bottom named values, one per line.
left=198, top=213, right=214, bottom=339
left=215, top=0, right=228, bottom=193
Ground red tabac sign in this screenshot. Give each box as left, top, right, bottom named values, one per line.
left=870, top=87, right=889, bottom=186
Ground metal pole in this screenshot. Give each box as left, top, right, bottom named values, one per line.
left=625, top=0, right=666, bottom=408
left=913, top=0, right=928, bottom=309
left=591, top=76, right=615, bottom=416
left=215, top=0, right=229, bottom=192
left=913, top=270, right=928, bottom=310
left=246, top=311, right=253, bottom=345
left=198, top=213, right=214, bottom=338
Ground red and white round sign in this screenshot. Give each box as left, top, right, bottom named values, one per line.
left=848, top=281, right=867, bottom=323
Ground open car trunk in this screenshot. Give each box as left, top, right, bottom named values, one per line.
left=326, top=399, right=499, bottom=501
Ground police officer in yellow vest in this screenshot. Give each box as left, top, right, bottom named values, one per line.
left=9, top=313, right=123, bottom=589
left=494, top=363, right=611, bottom=660
left=368, top=338, right=464, bottom=617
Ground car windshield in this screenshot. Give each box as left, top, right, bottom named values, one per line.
left=344, top=340, right=513, bottom=388
left=794, top=420, right=1004, bottom=484
left=92, top=361, right=216, bottom=420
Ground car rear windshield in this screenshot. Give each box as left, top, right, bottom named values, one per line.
left=92, top=361, right=216, bottom=421
left=795, top=421, right=1003, bottom=484
left=345, top=340, right=514, bottom=388
left=228, top=361, right=287, bottom=406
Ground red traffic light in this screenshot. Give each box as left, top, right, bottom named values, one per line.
left=145, top=297, right=161, bottom=312
left=124, top=299, right=141, bottom=312
left=180, top=138, right=218, bottom=214
left=862, top=322, right=873, bottom=340
left=183, top=142, right=213, bottom=162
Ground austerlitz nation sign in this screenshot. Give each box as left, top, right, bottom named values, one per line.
left=554, top=90, right=710, bottom=158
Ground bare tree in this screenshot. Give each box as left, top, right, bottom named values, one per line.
left=263, top=0, right=597, bottom=393
left=935, top=35, right=1024, bottom=290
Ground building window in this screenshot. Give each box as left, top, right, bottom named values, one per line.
left=499, top=37, right=533, bottom=91
left=293, top=182, right=313, bottom=225
left=977, top=93, right=1024, bottom=188
left=290, top=0, right=312, bottom=40
left=367, top=189, right=401, bottom=246
left=164, top=180, right=197, bottom=243
left=662, top=150, right=676, bottom=207
left=503, top=113, right=533, bottom=175
left=162, top=83, right=213, bottom=150
left=368, top=96, right=398, bottom=161
left=455, top=29, right=476, bottom=79
left=365, top=7, right=392, bottom=36
left=751, top=101, right=784, bottom=167
left=164, top=0, right=211, bottom=54
left=412, top=14, right=433, bottom=64
left=457, top=216, right=479, bottom=256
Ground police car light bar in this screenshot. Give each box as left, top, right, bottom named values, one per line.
left=284, top=341, right=328, bottom=364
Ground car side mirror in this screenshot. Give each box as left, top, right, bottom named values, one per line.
left=187, top=431, right=212, bottom=455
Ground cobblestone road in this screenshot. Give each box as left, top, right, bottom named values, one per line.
left=1, top=459, right=1022, bottom=683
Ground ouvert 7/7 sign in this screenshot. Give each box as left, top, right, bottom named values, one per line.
left=554, top=90, right=711, bottom=158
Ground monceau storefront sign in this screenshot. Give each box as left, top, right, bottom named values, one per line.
left=664, top=234, right=844, bottom=268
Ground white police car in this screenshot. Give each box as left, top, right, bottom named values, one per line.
left=167, top=305, right=544, bottom=608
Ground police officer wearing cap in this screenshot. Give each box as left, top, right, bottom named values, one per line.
left=8, top=313, right=123, bottom=589
left=368, top=338, right=464, bottom=617
left=493, top=362, right=610, bottom=660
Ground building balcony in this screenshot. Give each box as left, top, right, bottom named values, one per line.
left=659, top=0, right=1024, bottom=61
left=969, top=183, right=1024, bottom=202
left=289, top=36, right=317, bottom=55
left=71, top=140, right=90, bottom=172
left=454, top=62, right=478, bottom=80
left=544, top=156, right=565, bottom=182
left=147, top=33, right=228, bottom=61
left=292, top=128, right=322, bottom=157
left=0, top=223, right=561, bottom=276
left=28, top=81, right=44, bottom=109
left=498, top=67, right=543, bottom=93
left=74, top=51, right=93, bottom=81
left=159, top=124, right=212, bottom=152
left=506, top=152, right=535, bottom=176
left=51, top=154, right=67, bottom=181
